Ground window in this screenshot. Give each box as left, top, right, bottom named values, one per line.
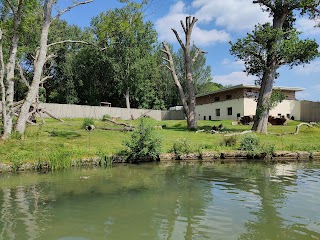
left=209, top=115, right=212, bottom=120
left=215, top=97, right=220, bottom=102
left=226, top=95, right=232, bottom=100
left=216, top=109, right=220, bottom=117
left=204, top=116, right=206, bottom=120
left=237, top=113, right=241, bottom=118
left=227, top=107, right=232, bottom=116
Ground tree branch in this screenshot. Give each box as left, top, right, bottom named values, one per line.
left=52, top=0, right=94, bottom=22
left=180, top=20, right=187, bottom=34
left=17, top=62, right=30, bottom=89
left=171, top=28, right=185, bottom=49
left=40, top=75, right=53, bottom=84
left=192, top=48, right=207, bottom=64
left=4, top=0, right=15, bottom=14
left=253, top=0, right=275, bottom=11
left=47, top=40, right=99, bottom=49
left=162, top=41, right=189, bottom=113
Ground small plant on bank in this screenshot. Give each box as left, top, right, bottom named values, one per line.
left=220, top=135, right=237, bottom=147
left=82, top=118, right=95, bottom=129
left=239, top=134, right=260, bottom=152
left=260, top=143, right=276, bottom=156
left=172, top=138, right=191, bottom=157
left=123, top=118, right=162, bottom=163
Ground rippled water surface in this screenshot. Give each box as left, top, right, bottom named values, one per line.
left=0, top=162, right=320, bottom=240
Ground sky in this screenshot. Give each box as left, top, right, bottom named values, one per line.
left=59, top=0, right=320, bottom=101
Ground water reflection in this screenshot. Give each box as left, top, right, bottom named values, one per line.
left=0, top=162, right=319, bottom=240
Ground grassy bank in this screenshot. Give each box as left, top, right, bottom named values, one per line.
left=0, top=118, right=320, bottom=168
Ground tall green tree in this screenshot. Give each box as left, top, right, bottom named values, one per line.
left=90, top=1, right=158, bottom=111
left=230, top=0, right=319, bottom=134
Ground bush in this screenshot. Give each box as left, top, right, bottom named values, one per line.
left=82, top=118, right=95, bottom=129
left=172, top=138, right=191, bottom=156
left=239, top=134, right=260, bottom=152
left=123, top=118, right=161, bottom=163
left=220, top=135, right=237, bottom=147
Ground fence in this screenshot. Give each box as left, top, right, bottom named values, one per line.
left=0, top=102, right=185, bottom=121
left=300, top=101, right=320, bottom=122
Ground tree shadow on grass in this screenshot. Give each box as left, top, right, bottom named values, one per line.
left=47, top=130, right=82, bottom=139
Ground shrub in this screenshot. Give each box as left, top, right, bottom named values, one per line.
left=260, top=143, right=275, bottom=155
left=172, top=138, right=191, bottom=156
left=123, top=118, right=161, bottom=163
left=82, top=118, right=95, bottom=129
left=220, top=135, right=237, bottom=147
left=239, top=134, right=260, bottom=152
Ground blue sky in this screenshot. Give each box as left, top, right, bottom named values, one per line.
left=59, top=0, right=320, bottom=101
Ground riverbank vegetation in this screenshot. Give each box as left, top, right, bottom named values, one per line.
left=0, top=118, right=319, bottom=168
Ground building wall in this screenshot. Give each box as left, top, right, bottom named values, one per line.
left=243, top=98, right=301, bottom=120
left=197, top=88, right=245, bottom=105
left=196, top=99, right=244, bottom=120
left=300, top=101, right=320, bottom=122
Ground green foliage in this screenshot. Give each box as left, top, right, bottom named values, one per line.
left=220, top=136, right=237, bottom=147
left=102, top=114, right=111, bottom=120
left=239, top=135, right=260, bottom=152
left=48, top=150, right=73, bottom=171
left=260, top=143, right=276, bottom=155
left=82, top=118, right=95, bottom=129
left=269, top=90, right=286, bottom=110
left=172, top=138, right=191, bottom=156
left=123, top=118, right=161, bottom=162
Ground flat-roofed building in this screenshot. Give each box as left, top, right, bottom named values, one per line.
left=196, top=84, right=303, bottom=121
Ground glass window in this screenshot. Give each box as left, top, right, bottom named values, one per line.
left=216, top=109, right=220, bottom=117
left=227, top=107, right=232, bottom=116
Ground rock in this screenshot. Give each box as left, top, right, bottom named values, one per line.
left=296, top=151, right=311, bottom=161
left=159, top=153, right=175, bottom=161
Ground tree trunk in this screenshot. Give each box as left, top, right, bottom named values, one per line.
left=15, top=0, right=53, bottom=135
left=252, top=14, right=286, bottom=134
left=185, top=36, right=197, bottom=130
left=251, top=67, right=275, bottom=133
left=1, top=1, right=24, bottom=139
left=0, top=29, right=6, bottom=132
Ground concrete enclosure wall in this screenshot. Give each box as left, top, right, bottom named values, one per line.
left=300, top=101, right=320, bottom=122
left=41, top=103, right=186, bottom=120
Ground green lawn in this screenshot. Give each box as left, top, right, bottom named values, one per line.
left=0, top=118, right=320, bottom=165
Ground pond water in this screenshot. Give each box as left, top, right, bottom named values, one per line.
left=0, top=162, right=320, bottom=240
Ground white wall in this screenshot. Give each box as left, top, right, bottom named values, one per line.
left=196, top=99, right=244, bottom=120
left=244, top=99, right=301, bottom=120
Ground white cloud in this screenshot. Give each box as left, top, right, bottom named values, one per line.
left=155, top=1, right=230, bottom=46
left=294, top=61, right=320, bottom=74
left=192, top=0, right=270, bottom=31
left=221, top=58, right=244, bottom=68
left=296, top=18, right=320, bottom=36
left=296, top=85, right=320, bottom=101
left=212, top=71, right=256, bottom=86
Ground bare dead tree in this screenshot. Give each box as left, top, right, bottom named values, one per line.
left=15, top=0, right=94, bottom=135
left=0, top=0, right=24, bottom=140
left=162, top=16, right=206, bottom=130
